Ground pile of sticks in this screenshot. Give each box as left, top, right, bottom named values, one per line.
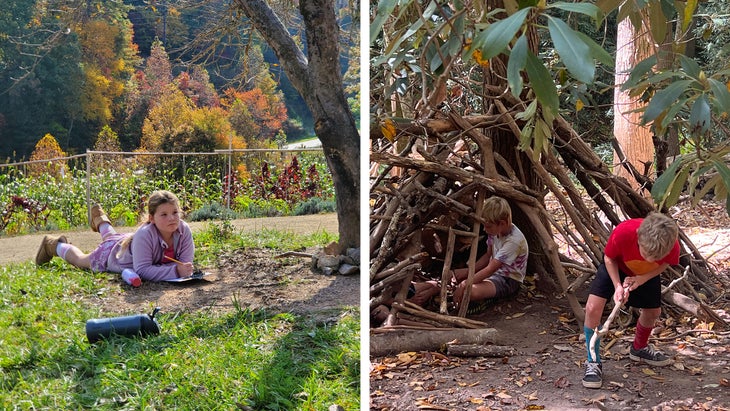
left=369, top=110, right=727, bottom=329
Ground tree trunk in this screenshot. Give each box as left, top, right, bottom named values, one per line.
left=234, top=0, right=360, bottom=250
left=613, top=17, right=655, bottom=193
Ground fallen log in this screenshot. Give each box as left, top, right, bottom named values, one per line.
left=446, top=344, right=516, bottom=357
left=370, top=327, right=500, bottom=356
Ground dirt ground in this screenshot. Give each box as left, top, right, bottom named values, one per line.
left=0, top=214, right=360, bottom=320
left=370, top=201, right=730, bottom=411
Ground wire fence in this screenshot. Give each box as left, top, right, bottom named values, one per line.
left=0, top=148, right=327, bottom=228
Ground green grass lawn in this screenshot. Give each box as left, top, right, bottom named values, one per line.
left=0, top=227, right=359, bottom=410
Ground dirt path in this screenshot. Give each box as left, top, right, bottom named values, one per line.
left=0, top=213, right=339, bottom=265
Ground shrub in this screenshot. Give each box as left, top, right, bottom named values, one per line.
left=293, top=197, right=336, bottom=215
left=188, top=202, right=240, bottom=221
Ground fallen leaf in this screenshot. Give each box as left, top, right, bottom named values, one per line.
left=553, top=344, right=572, bottom=352
left=554, top=376, right=570, bottom=388
left=469, top=398, right=484, bottom=404
left=642, top=368, right=656, bottom=376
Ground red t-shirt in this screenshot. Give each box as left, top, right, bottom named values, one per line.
left=604, top=218, right=680, bottom=276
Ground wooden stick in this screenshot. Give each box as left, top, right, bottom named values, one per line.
left=589, top=299, right=625, bottom=361
left=439, top=228, right=456, bottom=314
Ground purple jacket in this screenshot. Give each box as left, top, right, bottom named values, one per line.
left=107, top=221, right=195, bottom=281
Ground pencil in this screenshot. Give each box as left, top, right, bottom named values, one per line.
left=164, top=255, right=187, bottom=264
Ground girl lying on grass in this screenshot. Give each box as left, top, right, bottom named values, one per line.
left=35, top=190, right=195, bottom=285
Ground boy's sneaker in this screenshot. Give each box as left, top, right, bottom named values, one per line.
left=582, top=361, right=603, bottom=388
left=629, top=344, right=672, bottom=366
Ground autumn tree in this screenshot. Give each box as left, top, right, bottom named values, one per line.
left=222, top=87, right=287, bottom=148
left=77, top=15, right=139, bottom=126
left=175, top=66, right=220, bottom=108
left=28, top=134, right=69, bottom=178
left=91, top=125, right=124, bottom=172
left=124, top=39, right=175, bottom=148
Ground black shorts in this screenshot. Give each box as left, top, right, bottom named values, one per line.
left=588, top=263, right=662, bottom=309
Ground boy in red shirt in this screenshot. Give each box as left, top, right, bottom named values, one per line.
left=582, top=212, right=680, bottom=388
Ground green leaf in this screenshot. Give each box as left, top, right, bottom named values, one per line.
left=711, top=160, right=730, bottom=216
left=659, top=97, right=689, bottom=130
left=679, top=54, right=701, bottom=79
left=681, top=0, right=699, bottom=33
left=384, top=1, right=438, bottom=57
left=518, top=0, right=539, bottom=7
left=621, top=56, right=657, bottom=90
left=574, top=31, right=614, bottom=67
left=519, top=123, right=534, bottom=152
left=515, top=99, right=538, bottom=121
left=473, top=8, right=531, bottom=61
left=370, top=0, right=400, bottom=44
left=525, top=51, right=559, bottom=116
left=651, top=157, right=683, bottom=204
left=550, top=2, right=603, bottom=23
left=507, top=35, right=528, bottom=97
left=595, top=0, right=622, bottom=14
left=692, top=174, right=720, bottom=207
left=647, top=0, right=668, bottom=43
left=547, top=16, right=595, bottom=84
left=708, top=78, right=730, bottom=114
left=643, top=79, right=693, bottom=123
left=664, top=166, right=690, bottom=208
left=689, top=94, right=711, bottom=134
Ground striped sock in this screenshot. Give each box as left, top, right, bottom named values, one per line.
left=56, top=242, right=72, bottom=260
left=584, top=326, right=601, bottom=363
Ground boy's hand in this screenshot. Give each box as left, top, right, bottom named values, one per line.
left=613, top=284, right=628, bottom=304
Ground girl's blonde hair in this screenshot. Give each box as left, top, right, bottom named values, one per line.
left=144, top=190, right=181, bottom=222
left=637, top=212, right=678, bottom=260
left=481, top=196, right=512, bottom=225
left=118, top=190, right=181, bottom=255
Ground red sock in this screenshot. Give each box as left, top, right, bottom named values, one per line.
left=633, top=321, right=653, bottom=350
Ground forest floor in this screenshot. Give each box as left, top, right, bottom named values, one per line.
left=370, top=200, right=730, bottom=411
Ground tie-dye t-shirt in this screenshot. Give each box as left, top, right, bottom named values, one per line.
left=488, top=224, right=529, bottom=282
left=604, top=218, right=680, bottom=276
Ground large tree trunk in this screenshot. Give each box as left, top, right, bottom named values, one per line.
left=613, top=17, right=655, bottom=193
left=234, top=0, right=360, bottom=250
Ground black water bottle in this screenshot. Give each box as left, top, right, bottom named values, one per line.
left=86, top=307, right=161, bottom=343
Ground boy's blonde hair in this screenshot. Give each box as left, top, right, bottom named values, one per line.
left=637, top=212, right=678, bottom=260
left=481, top=196, right=512, bottom=225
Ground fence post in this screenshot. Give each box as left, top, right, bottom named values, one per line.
left=86, top=149, right=91, bottom=223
